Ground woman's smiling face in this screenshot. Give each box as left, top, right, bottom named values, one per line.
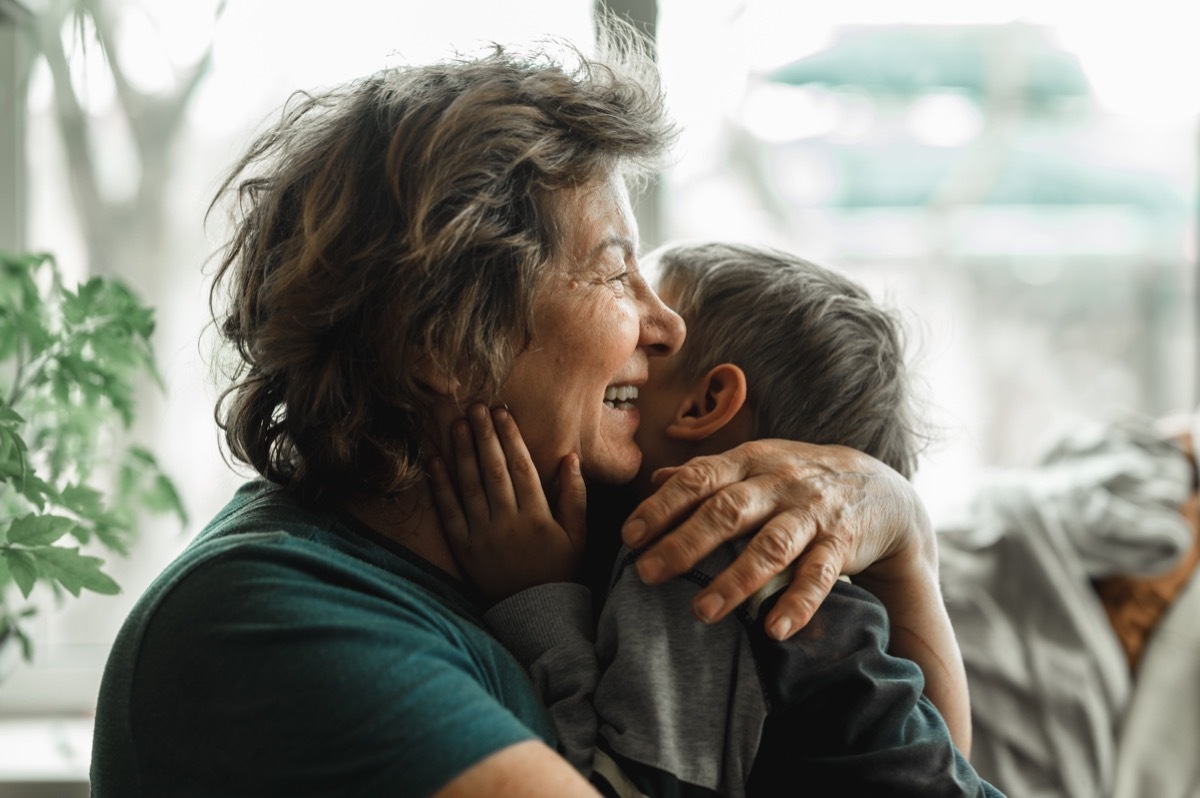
left=497, top=173, right=686, bottom=485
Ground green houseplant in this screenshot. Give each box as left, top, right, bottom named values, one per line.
left=0, top=250, right=186, bottom=668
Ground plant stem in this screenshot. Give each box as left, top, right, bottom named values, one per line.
left=5, top=341, right=27, bottom=408
left=8, top=315, right=123, bottom=408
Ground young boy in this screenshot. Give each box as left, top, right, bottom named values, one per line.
left=431, top=242, right=1001, bottom=797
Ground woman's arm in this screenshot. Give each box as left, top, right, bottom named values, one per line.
left=434, top=741, right=600, bottom=798
left=850, top=531, right=972, bottom=755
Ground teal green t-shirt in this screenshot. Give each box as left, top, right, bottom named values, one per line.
left=90, top=480, right=556, bottom=797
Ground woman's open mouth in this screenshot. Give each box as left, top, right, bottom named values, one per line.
left=604, top=384, right=638, bottom=410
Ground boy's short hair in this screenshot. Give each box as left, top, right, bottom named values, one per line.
left=651, top=242, right=923, bottom=479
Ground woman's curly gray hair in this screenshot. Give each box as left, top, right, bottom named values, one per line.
left=209, top=26, right=675, bottom=502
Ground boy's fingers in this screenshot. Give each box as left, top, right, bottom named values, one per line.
left=556, top=453, right=587, bottom=551
left=493, top=407, right=550, bottom=515
left=468, top=403, right=518, bottom=515
left=428, top=457, right=471, bottom=545
left=451, top=416, right=490, bottom=528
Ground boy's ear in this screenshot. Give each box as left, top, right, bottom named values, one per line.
left=665, top=363, right=748, bottom=441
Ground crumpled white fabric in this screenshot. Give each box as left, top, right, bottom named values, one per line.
left=936, top=413, right=1197, bottom=798
left=1031, top=417, right=1193, bottom=577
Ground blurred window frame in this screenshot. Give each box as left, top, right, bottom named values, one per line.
left=0, top=0, right=30, bottom=252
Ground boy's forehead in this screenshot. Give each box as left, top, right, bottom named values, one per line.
left=655, top=282, right=679, bottom=310
left=640, top=247, right=670, bottom=282
left=645, top=262, right=682, bottom=308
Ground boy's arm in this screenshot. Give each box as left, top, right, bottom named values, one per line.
left=587, top=549, right=1001, bottom=797
left=621, top=440, right=973, bottom=753
left=430, top=406, right=605, bottom=774
left=485, top=583, right=602, bottom=776
left=746, top=581, right=1003, bottom=797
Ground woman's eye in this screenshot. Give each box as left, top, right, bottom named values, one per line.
left=607, top=271, right=632, bottom=293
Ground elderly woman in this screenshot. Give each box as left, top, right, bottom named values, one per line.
left=90, top=31, right=958, bottom=798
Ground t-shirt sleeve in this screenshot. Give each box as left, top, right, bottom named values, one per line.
left=123, top=541, right=544, bottom=798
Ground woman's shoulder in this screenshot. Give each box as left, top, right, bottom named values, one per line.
left=121, top=480, right=487, bottom=659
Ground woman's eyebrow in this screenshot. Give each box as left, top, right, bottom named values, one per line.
left=587, top=235, right=637, bottom=264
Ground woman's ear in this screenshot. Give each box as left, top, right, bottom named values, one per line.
left=413, top=353, right=462, bottom=397
left=666, top=363, right=748, bottom=441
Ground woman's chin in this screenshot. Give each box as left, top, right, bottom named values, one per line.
left=581, top=447, right=643, bottom=486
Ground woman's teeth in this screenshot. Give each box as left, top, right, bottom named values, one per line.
left=604, top=385, right=638, bottom=410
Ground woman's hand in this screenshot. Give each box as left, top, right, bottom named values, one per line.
left=620, top=439, right=935, bottom=642
left=620, top=439, right=973, bottom=752
left=429, top=404, right=588, bottom=603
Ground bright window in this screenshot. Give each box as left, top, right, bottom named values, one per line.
left=656, top=0, right=1197, bottom=518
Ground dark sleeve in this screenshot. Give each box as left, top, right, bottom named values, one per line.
left=589, top=548, right=762, bottom=798
left=746, top=581, right=1006, bottom=798
left=485, top=582, right=602, bottom=775
left=490, top=551, right=755, bottom=798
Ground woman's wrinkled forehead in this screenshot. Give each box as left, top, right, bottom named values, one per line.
left=544, top=173, right=638, bottom=279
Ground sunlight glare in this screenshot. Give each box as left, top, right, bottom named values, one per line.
left=114, top=7, right=174, bottom=94
left=906, top=93, right=984, bottom=147
left=63, top=15, right=115, bottom=115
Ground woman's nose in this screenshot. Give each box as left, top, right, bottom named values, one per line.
left=640, top=286, right=686, bottom=357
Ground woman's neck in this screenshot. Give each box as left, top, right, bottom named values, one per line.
left=341, top=485, right=463, bottom=580
left=342, top=404, right=466, bottom=578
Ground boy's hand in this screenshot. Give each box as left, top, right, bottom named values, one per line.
left=429, top=403, right=587, bottom=603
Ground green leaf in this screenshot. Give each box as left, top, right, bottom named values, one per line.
left=0, top=434, right=15, bottom=475
left=17, top=474, right=58, bottom=510
left=0, top=252, right=182, bottom=635
left=147, top=474, right=189, bottom=525
left=14, top=624, right=32, bottom=661
left=2, top=549, right=38, bottom=598
left=52, top=373, right=70, bottom=404
left=31, top=546, right=119, bottom=597
left=126, top=446, right=158, bottom=468
left=60, top=483, right=105, bottom=519
left=0, top=253, right=48, bottom=319
left=6, top=514, right=77, bottom=546
left=90, top=520, right=131, bottom=556
left=0, top=325, right=17, bottom=362
left=61, top=289, right=86, bottom=325
left=119, top=448, right=189, bottom=526
left=0, top=425, right=28, bottom=483
left=10, top=309, right=53, bottom=355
